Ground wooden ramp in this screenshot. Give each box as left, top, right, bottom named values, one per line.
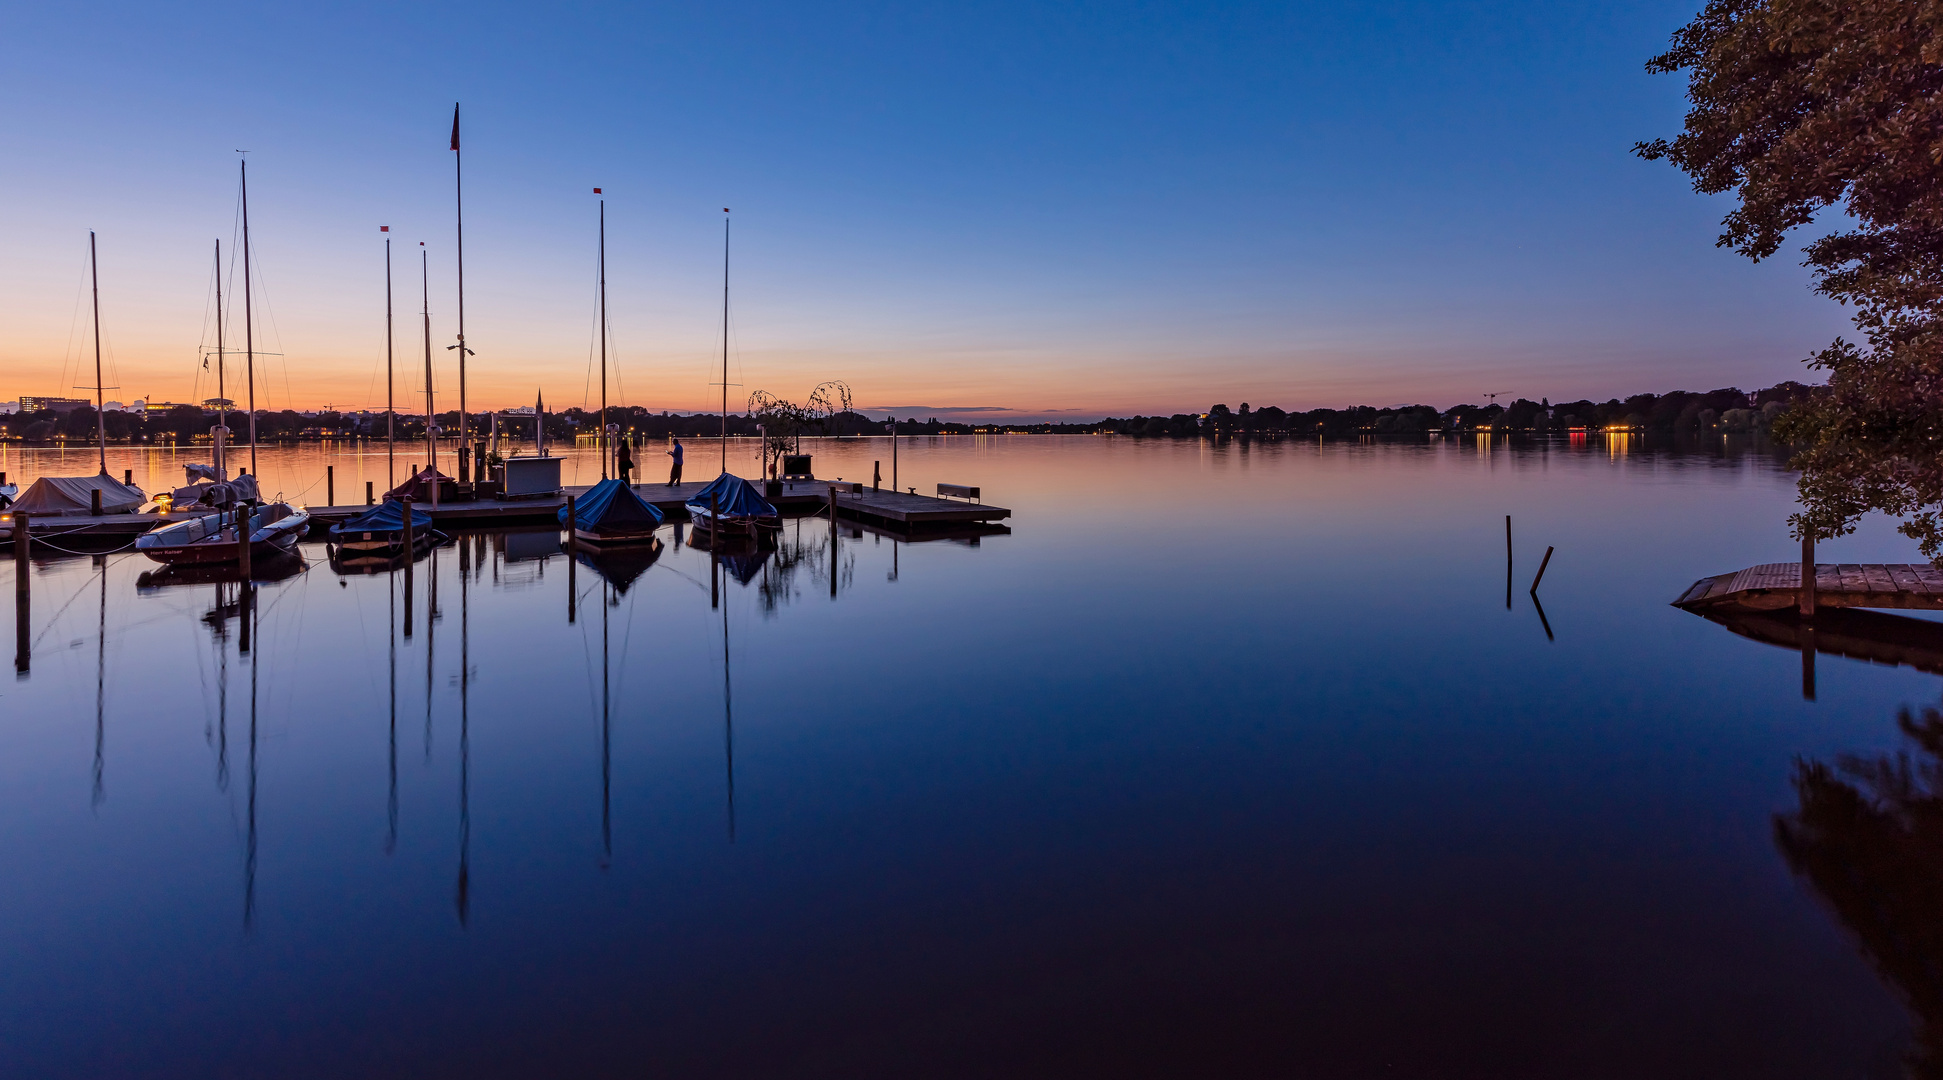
left=1673, top=563, right=1943, bottom=612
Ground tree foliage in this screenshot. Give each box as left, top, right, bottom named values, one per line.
left=1638, top=0, right=1943, bottom=556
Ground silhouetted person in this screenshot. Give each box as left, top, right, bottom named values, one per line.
left=667, top=438, right=683, bottom=486
left=617, top=437, right=633, bottom=487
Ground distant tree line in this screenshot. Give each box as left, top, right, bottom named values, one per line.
left=0, top=383, right=1828, bottom=445
left=1096, top=382, right=1823, bottom=437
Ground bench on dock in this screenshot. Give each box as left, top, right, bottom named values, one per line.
left=936, top=483, right=980, bottom=502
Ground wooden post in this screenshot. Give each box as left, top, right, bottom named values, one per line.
left=123, top=469, right=133, bottom=488
left=13, top=512, right=27, bottom=675
left=91, top=487, right=103, bottom=516
left=1529, top=546, right=1554, bottom=595
left=366, top=480, right=375, bottom=506
left=873, top=460, right=881, bottom=492
left=239, top=583, right=252, bottom=654
left=327, top=464, right=335, bottom=507
left=565, top=494, right=577, bottom=551
left=1504, top=515, right=1512, bottom=610
left=1801, top=534, right=1816, bottom=618
left=237, top=502, right=253, bottom=580
left=400, top=495, right=415, bottom=557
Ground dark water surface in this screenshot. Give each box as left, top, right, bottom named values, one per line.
left=3, top=435, right=1938, bottom=1078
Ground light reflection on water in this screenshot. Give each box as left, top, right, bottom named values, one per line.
left=2, top=435, right=1939, bottom=1077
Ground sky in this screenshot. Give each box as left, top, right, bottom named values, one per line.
left=0, top=1, right=1854, bottom=422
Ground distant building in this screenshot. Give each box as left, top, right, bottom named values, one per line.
left=19, top=396, right=90, bottom=413
left=202, top=397, right=235, bottom=410
left=144, top=401, right=195, bottom=414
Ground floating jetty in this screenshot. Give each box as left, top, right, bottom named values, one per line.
left=2, top=478, right=1009, bottom=546
left=1673, top=562, right=1943, bottom=612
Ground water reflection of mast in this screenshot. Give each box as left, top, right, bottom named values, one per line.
left=456, top=539, right=470, bottom=926
left=426, top=544, right=438, bottom=760
left=722, top=559, right=735, bottom=843
left=92, top=557, right=107, bottom=808
left=600, top=577, right=612, bottom=867
left=244, top=581, right=258, bottom=930
left=387, top=560, right=398, bottom=854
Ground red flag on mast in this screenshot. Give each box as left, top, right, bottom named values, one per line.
left=380, top=225, right=390, bottom=232
left=450, top=104, right=460, bottom=151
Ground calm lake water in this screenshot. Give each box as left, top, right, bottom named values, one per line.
left=3, top=434, right=1939, bottom=1078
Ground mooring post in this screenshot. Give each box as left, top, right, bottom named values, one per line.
left=237, top=502, right=253, bottom=580
left=366, top=480, right=374, bottom=506
left=123, top=469, right=133, bottom=488
left=13, top=512, right=28, bottom=676
left=1800, top=534, right=1817, bottom=618
left=1530, top=546, right=1554, bottom=596
left=873, top=461, right=881, bottom=492
left=565, top=495, right=577, bottom=551
left=327, top=465, right=335, bottom=507
left=400, top=495, right=415, bottom=556
left=239, top=583, right=253, bottom=654
left=91, top=487, right=103, bottom=516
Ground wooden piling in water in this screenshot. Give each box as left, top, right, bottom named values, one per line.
left=366, top=480, right=375, bottom=506
left=123, top=469, right=133, bottom=488
left=239, top=583, right=252, bottom=654
left=1530, top=546, right=1554, bottom=595
left=236, top=502, right=252, bottom=580
left=873, top=461, right=881, bottom=492
left=327, top=465, right=335, bottom=507
left=1800, top=535, right=1817, bottom=618
left=400, top=495, right=415, bottom=556
left=13, top=511, right=28, bottom=675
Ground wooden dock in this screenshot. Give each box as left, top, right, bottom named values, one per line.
left=3, top=478, right=1009, bottom=547
left=1673, top=563, right=1943, bottom=612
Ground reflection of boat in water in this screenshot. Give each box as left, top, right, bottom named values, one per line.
left=687, top=529, right=769, bottom=585
left=686, top=473, right=780, bottom=538
left=135, top=549, right=306, bottom=589
left=561, top=478, right=663, bottom=546
left=136, top=502, right=310, bottom=565
left=575, top=536, right=664, bottom=594
left=328, top=498, right=439, bottom=557
left=328, top=536, right=444, bottom=576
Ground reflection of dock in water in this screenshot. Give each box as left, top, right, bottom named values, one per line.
left=1689, top=606, right=1943, bottom=677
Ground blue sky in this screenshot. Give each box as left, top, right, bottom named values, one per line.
left=0, top=1, right=1847, bottom=419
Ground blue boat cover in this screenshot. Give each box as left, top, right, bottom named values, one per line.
left=685, top=473, right=777, bottom=519
left=560, top=477, right=665, bottom=531
left=330, top=498, right=433, bottom=539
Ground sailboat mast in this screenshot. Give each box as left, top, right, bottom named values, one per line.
left=88, top=231, right=107, bottom=476
left=241, top=158, right=258, bottom=478
left=422, top=246, right=437, bottom=509
left=385, top=235, right=395, bottom=491
left=721, top=209, right=729, bottom=472
left=599, top=196, right=608, bottom=480
left=214, top=240, right=226, bottom=478
left=451, top=104, right=468, bottom=479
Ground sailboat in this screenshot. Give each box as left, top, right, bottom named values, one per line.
left=683, top=209, right=776, bottom=539
left=9, top=232, right=146, bottom=517
left=557, top=191, right=663, bottom=545
left=138, top=159, right=309, bottom=564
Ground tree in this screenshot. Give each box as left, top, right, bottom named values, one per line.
left=1638, top=0, right=1943, bottom=557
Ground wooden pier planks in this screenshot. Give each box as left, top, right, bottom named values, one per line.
left=1673, top=562, right=1943, bottom=612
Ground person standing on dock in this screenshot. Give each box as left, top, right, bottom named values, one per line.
left=667, top=437, right=683, bottom=486
left=617, top=436, right=634, bottom=488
